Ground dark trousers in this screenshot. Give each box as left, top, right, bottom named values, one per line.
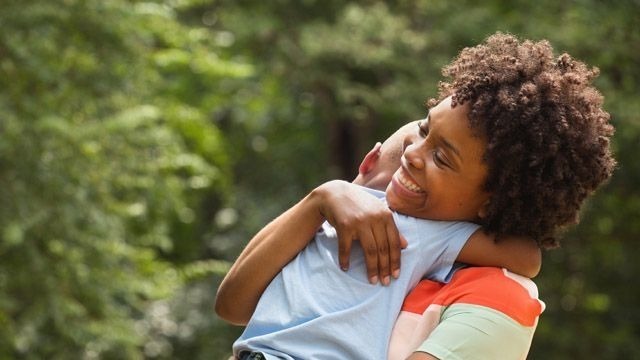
left=239, top=351, right=266, bottom=360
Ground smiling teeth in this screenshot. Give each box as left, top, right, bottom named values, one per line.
left=398, top=172, right=425, bottom=193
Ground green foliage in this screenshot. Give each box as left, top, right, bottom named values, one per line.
left=0, top=0, right=236, bottom=357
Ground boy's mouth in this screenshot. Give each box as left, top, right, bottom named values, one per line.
left=396, top=171, right=425, bottom=194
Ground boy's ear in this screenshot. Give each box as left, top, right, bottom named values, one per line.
left=477, top=199, right=490, bottom=219
left=358, top=142, right=382, bottom=176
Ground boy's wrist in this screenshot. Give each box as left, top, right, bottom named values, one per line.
left=308, top=181, right=334, bottom=222
left=310, top=180, right=347, bottom=220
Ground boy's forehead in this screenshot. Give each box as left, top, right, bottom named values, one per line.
left=431, top=96, right=470, bottom=118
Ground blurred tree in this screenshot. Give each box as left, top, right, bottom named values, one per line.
left=0, top=0, right=238, bottom=358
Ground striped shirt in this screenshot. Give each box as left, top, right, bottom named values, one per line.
left=389, top=267, right=545, bottom=360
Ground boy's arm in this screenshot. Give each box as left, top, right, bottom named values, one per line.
left=215, top=180, right=404, bottom=325
left=215, top=189, right=324, bottom=325
left=457, top=230, right=542, bottom=278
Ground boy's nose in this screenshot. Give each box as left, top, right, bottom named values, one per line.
left=402, top=140, right=425, bottom=170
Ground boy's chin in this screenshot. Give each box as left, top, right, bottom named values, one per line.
left=384, top=182, right=394, bottom=197
left=385, top=197, right=407, bottom=215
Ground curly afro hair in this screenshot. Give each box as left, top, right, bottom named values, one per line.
left=428, top=33, right=616, bottom=249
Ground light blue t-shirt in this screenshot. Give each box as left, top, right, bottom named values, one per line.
left=233, top=186, right=480, bottom=359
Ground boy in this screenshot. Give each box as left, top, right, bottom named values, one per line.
left=216, top=33, right=615, bottom=359
left=220, top=97, right=541, bottom=359
left=393, top=32, right=616, bottom=360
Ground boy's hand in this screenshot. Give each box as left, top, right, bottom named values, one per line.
left=312, top=180, right=407, bottom=285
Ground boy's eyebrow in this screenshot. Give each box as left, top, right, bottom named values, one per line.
left=429, top=112, right=461, bottom=160
left=441, top=137, right=461, bottom=159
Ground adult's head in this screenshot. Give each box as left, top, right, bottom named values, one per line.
left=427, top=32, right=615, bottom=248
left=354, top=120, right=420, bottom=191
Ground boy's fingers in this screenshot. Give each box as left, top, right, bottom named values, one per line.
left=371, top=224, right=390, bottom=285
left=386, top=223, right=402, bottom=279
left=359, top=230, right=380, bottom=285
left=336, top=228, right=353, bottom=271
left=399, top=235, right=408, bottom=249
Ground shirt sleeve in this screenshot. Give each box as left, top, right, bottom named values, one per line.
left=424, top=222, right=480, bottom=283
left=415, top=304, right=536, bottom=360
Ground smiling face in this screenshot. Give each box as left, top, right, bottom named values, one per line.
left=385, top=96, right=490, bottom=222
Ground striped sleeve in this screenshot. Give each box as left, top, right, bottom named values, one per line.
left=417, top=304, right=536, bottom=360
left=388, top=267, right=544, bottom=360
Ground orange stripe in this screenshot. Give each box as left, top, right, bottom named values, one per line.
left=402, top=267, right=542, bottom=327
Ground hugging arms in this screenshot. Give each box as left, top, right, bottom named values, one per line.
left=216, top=113, right=541, bottom=359
left=216, top=179, right=542, bottom=359
left=215, top=179, right=541, bottom=321
left=216, top=32, right=615, bottom=359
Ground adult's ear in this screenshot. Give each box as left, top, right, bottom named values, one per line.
left=358, top=142, right=382, bottom=176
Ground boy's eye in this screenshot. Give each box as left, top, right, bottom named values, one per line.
left=433, top=150, right=449, bottom=168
